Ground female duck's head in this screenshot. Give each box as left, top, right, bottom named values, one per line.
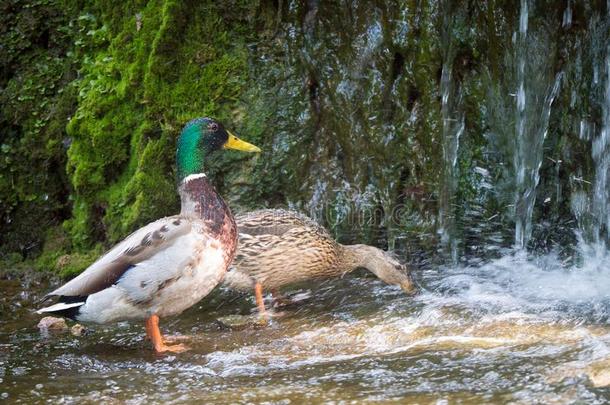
left=176, top=117, right=260, bottom=180
left=343, top=244, right=416, bottom=294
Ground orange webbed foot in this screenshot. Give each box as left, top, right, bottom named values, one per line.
left=163, top=334, right=192, bottom=344
left=145, top=314, right=190, bottom=354
left=155, top=342, right=190, bottom=353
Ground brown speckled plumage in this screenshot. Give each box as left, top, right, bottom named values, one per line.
left=224, top=209, right=415, bottom=297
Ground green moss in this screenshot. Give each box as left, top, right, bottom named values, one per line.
left=51, top=249, right=102, bottom=278
left=61, top=0, right=257, bottom=255
left=34, top=223, right=100, bottom=276
left=0, top=0, right=262, bottom=275
left=0, top=0, right=80, bottom=257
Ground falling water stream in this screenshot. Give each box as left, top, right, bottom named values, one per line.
left=513, top=0, right=564, bottom=250
left=591, top=46, right=610, bottom=247
left=438, top=5, right=465, bottom=264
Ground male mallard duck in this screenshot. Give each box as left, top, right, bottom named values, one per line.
left=223, top=209, right=415, bottom=317
left=38, top=118, right=260, bottom=353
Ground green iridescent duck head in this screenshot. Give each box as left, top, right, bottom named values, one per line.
left=176, top=117, right=260, bottom=181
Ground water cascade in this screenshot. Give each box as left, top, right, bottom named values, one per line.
left=569, top=10, right=610, bottom=259
left=591, top=46, right=610, bottom=248
left=438, top=8, right=465, bottom=263
left=512, top=0, right=563, bottom=250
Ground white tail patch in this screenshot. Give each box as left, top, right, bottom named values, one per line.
left=37, top=301, right=85, bottom=314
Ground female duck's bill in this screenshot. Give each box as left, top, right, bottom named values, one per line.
left=37, top=118, right=260, bottom=353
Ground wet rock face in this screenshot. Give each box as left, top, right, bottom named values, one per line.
left=241, top=1, right=610, bottom=258
left=2, top=1, right=610, bottom=271
left=240, top=1, right=447, bottom=252
left=0, top=1, right=77, bottom=258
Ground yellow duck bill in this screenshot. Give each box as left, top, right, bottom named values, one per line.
left=224, top=131, right=261, bottom=152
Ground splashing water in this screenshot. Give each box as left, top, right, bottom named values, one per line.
left=432, top=247, right=610, bottom=321
left=2, top=243, right=610, bottom=403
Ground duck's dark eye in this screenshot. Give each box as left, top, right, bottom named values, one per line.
left=209, top=122, right=219, bottom=132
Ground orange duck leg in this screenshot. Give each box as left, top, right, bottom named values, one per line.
left=145, top=314, right=189, bottom=353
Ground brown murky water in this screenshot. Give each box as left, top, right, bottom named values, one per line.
left=1, top=253, right=610, bottom=403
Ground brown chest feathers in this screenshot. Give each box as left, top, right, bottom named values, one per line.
left=179, top=174, right=238, bottom=263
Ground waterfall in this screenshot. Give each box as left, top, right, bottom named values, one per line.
left=562, top=0, right=572, bottom=28
left=242, top=0, right=609, bottom=261
left=513, top=0, right=529, bottom=250
left=439, top=58, right=464, bottom=262
left=512, top=0, right=562, bottom=250
left=591, top=46, right=610, bottom=247
left=571, top=10, right=610, bottom=255
left=438, top=5, right=465, bottom=263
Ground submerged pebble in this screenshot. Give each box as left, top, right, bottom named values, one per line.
left=70, top=324, right=87, bottom=336
left=37, top=316, right=67, bottom=332
left=215, top=315, right=266, bottom=330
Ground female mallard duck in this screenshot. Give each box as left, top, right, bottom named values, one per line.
left=223, top=209, right=415, bottom=317
left=38, top=117, right=260, bottom=353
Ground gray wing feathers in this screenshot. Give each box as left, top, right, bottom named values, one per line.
left=47, top=216, right=191, bottom=297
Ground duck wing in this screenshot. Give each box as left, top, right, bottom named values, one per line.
left=46, top=216, right=191, bottom=298
left=229, top=210, right=339, bottom=287
left=236, top=209, right=330, bottom=237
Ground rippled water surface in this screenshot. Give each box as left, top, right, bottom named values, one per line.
left=1, top=251, right=610, bottom=403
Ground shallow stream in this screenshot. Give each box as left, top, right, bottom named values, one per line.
left=1, top=250, right=609, bottom=403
